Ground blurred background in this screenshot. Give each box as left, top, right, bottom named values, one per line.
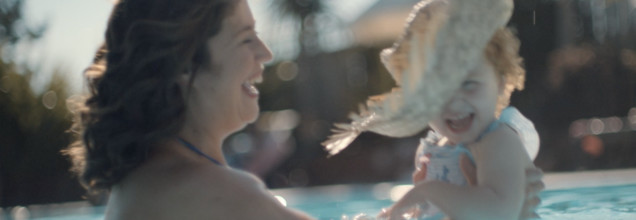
left=1, top=0, right=635, bottom=210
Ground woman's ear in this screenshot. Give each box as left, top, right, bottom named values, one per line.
left=176, top=69, right=195, bottom=102
left=178, top=67, right=193, bottom=87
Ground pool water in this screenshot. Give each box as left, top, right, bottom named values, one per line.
left=279, top=184, right=636, bottom=220
left=537, top=184, right=636, bottom=220
left=18, top=183, right=636, bottom=220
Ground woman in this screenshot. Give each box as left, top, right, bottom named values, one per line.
left=65, top=0, right=542, bottom=219
left=65, top=0, right=310, bottom=219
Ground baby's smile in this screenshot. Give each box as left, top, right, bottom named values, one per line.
left=446, top=113, right=474, bottom=133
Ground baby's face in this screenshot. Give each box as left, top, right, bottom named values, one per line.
left=429, top=58, right=502, bottom=145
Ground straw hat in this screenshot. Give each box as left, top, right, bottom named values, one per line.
left=323, top=0, right=514, bottom=155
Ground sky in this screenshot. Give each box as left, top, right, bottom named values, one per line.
left=18, top=0, right=379, bottom=93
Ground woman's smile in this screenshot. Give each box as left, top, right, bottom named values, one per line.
left=241, top=73, right=262, bottom=98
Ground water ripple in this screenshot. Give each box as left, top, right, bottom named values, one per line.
left=538, top=184, right=636, bottom=219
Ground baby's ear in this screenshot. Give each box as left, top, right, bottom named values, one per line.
left=498, top=75, right=507, bottom=95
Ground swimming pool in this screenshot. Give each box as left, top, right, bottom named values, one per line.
left=275, top=169, right=636, bottom=220
left=11, top=169, right=636, bottom=220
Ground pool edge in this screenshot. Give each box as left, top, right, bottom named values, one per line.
left=543, top=168, right=636, bottom=190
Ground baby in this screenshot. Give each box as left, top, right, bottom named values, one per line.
left=322, top=0, right=542, bottom=219
left=405, top=28, right=540, bottom=220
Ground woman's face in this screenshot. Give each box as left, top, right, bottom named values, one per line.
left=429, top=58, right=502, bottom=145
left=185, top=0, right=273, bottom=136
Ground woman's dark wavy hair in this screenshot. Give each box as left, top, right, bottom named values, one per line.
left=64, top=0, right=237, bottom=192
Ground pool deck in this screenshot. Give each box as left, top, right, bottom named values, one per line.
left=543, top=168, right=636, bottom=190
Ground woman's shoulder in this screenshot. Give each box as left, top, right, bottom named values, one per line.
left=155, top=160, right=268, bottom=200
left=189, top=164, right=268, bottom=196
left=106, top=161, right=289, bottom=219
left=180, top=166, right=312, bottom=219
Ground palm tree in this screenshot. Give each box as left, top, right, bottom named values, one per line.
left=269, top=0, right=327, bottom=56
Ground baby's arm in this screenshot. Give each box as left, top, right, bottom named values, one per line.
left=386, top=127, right=529, bottom=220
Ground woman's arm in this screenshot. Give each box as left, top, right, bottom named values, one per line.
left=231, top=172, right=315, bottom=220
left=238, top=192, right=314, bottom=220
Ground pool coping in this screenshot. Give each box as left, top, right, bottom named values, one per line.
left=543, top=168, right=636, bottom=190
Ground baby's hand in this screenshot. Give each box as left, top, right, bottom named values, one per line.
left=459, top=153, right=477, bottom=185
left=412, top=153, right=431, bottom=183
left=520, top=167, right=544, bottom=220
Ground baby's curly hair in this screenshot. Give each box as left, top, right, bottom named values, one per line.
left=64, top=0, right=236, bottom=192
left=484, top=28, right=526, bottom=115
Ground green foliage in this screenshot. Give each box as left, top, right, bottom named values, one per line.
left=0, top=0, right=81, bottom=207
left=0, top=0, right=46, bottom=48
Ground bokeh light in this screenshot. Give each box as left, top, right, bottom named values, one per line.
left=42, top=90, right=57, bottom=109
left=589, top=118, right=605, bottom=135
left=230, top=133, right=254, bottom=154
left=276, top=61, right=299, bottom=81
left=629, top=107, right=636, bottom=129
left=274, top=195, right=288, bottom=207
left=605, top=117, right=623, bottom=133
left=372, top=182, right=392, bottom=200
left=569, top=120, right=587, bottom=138
left=256, top=109, right=301, bottom=131
left=581, top=135, right=604, bottom=158
left=389, top=185, right=413, bottom=202
left=620, top=49, right=636, bottom=71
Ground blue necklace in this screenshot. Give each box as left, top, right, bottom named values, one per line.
left=177, top=137, right=222, bottom=166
